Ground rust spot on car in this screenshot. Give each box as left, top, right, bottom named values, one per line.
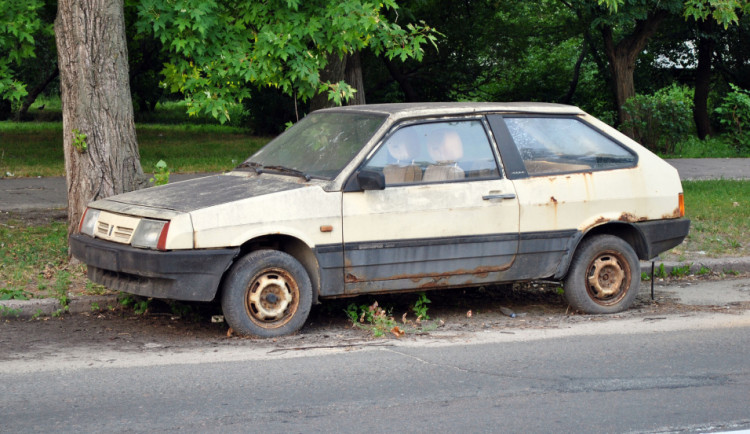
left=345, top=273, right=359, bottom=283
left=619, top=212, right=648, bottom=223
left=662, top=207, right=682, bottom=219
left=550, top=196, right=558, bottom=203
left=361, top=264, right=510, bottom=285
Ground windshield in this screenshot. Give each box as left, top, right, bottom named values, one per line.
left=242, top=112, right=387, bottom=180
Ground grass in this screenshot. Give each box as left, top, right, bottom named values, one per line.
left=663, top=179, right=750, bottom=260
left=0, top=121, right=270, bottom=177
left=0, top=213, right=95, bottom=300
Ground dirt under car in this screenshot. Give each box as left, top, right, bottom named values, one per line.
left=70, top=102, right=690, bottom=337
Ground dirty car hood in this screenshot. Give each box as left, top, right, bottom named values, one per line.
left=97, top=174, right=305, bottom=213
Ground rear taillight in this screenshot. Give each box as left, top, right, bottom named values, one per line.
left=678, top=193, right=685, bottom=217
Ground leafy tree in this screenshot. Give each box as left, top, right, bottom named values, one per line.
left=136, top=0, right=438, bottom=123
left=0, top=0, right=44, bottom=117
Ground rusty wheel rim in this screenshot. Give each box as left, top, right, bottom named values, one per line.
left=245, top=268, right=299, bottom=329
left=585, top=250, right=631, bottom=306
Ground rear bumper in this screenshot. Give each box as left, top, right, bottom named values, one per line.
left=70, top=234, right=239, bottom=301
left=635, top=218, right=691, bottom=259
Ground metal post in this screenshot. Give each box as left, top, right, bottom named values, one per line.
left=650, top=261, right=655, bottom=300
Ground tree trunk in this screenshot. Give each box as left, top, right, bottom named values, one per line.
left=600, top=9, right=669, bottom=132
left=310, top=53, right=366, bottom=111
left=55, top=0, right=146, bottom=238
left=383, top=57, right=420, bottom=102
left=14, top=66, right=59, bottom=121
left=693, top=19, right=715, bottom=140
left=344, top=52, right=366, bottom=106
left=561, top=43, right=588, bottom=105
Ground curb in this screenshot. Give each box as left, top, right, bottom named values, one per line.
left=0, top=295, right=120, bottom=320
left=640, top=257, right=750, bottom=276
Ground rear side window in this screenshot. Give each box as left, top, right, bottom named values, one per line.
left=504, top=117, right=636, bottom=176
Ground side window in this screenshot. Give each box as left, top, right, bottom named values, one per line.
left=504, top=117, right=636, bottom=176
left=363, top=120, right=500, bottom=185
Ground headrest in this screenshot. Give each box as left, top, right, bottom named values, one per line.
left=427, top=129, right=463, bottom=162
left=386, top=128, right=420, bottom=162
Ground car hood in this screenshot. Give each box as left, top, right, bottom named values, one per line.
left=90, top=174, right=306, bottom=216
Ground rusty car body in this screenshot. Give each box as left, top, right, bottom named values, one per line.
left=70, top=102, right=690, bottom=337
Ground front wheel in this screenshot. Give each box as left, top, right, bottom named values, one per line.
left=563, top=235, right=640, bottom=314
left=221, top=250, right=312, bottom=338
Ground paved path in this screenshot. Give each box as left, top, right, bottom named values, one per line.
left=0, top=159, right=748, bottom=211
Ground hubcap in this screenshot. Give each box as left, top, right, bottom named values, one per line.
left=245, top=270, right=298, bottom=325
left=586, top=252, right=629, bottom=304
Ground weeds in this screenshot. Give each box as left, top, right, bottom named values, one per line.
left=0, top=287, right=31, bottom=300
left=411, top=292, right=431, bottom=321
left=670, top=263, right=692, bottom=277
left=346, top=293, right=440, bottom=338
left=119, top=293, right=151, bottom=314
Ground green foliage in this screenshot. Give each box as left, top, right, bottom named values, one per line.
left=0, top=287, right=31, bottom=300
left=0, top=0, right=44, bottom=103
left=697, top=265, right=711, bottom=275
left=411, top=292, right=431, bottom=320
left=149, top=159, right=170, bottom=185
left=71, top=129, right=88, bottom=153
left=119, top=293, right=151, bottom=314
left=670, top=263, right=692, bottom=277
left=137, top=0, right=439, bottom=123
left=345, top=301, right=398, bottom=337
left=715, top=84, right=750, bottom=152
left=654, top=263, right=668, bottom=279
left=622, top=84, right=694, bottom=154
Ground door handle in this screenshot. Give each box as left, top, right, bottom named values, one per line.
left=482, top=193, right=516, bottom=200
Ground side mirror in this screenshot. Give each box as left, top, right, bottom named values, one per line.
left=357, top=170, right=386, bottom=191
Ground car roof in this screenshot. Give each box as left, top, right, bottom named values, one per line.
left=317, top=102, right=585, bottom=118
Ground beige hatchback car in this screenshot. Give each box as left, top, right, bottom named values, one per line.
left=71, top=103, right=690, bottom=337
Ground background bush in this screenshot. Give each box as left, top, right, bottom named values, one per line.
left=715, top=84, right=750, bottom=152
left=621, top=84, right=694, bottom=154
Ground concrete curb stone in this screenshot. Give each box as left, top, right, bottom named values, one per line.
left=1, top=294, right=120, bottom=320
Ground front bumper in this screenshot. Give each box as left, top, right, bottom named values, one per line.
left=70, top=234, right=240, bottom=301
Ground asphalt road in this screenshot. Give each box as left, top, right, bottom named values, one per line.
left=3, top=278, right=750, bottom=433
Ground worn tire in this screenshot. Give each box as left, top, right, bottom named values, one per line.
left=221, top=250, right=312, bottom=338
left=563, top=235, right=640, bottom=314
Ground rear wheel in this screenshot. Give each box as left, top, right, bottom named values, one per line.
left=221, top=250, right=312, bottom=338
left=564, top=235, right=640, bottom=314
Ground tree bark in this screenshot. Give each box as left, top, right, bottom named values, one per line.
left=344, top=52, right=366, bottom=106
left=383, top=57, right=420, bottom=102
left=561, top=42, right=588, bottom=105
left=693, top=19, right=715, bottom=140
left=310, top=53, right=366, bottom=111
left=55, top=0, right=146, bottom=238
left=600, top=9, right=669, bottom=132
left=14, top=66, right=59, bottom=121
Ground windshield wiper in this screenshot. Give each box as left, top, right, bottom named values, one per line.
left=259, top=165, right=312, bottom=181
left=237, top=161, right=263, bottom=173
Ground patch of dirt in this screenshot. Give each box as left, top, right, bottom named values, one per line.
left=0, top=208, right=68, bottom=226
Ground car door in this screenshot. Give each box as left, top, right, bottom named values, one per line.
left=341, top=118, right=520, bottom=294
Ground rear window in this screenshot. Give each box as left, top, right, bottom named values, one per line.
left=504, top=117, right=636, bottom=176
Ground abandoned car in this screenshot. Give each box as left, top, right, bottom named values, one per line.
left=70, top=102, right=690, bottom=337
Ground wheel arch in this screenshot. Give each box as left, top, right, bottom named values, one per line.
left=218, top=234, right=322, bottom=302
left=555, top=222, right=648, bottom=279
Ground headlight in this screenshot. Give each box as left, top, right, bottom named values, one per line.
left=79, top=208, right=101, bottom=236
left=131, top=219, right=169, bottom=250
